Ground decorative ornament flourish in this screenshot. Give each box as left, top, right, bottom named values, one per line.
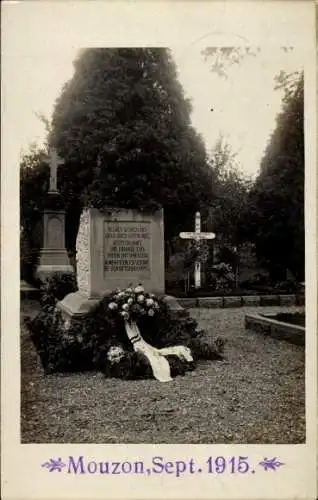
left=258, top=458, right=285, bottom=471
left=41, top=458, right=66, bottom=472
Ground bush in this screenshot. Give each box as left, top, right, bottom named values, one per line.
left=209, top=262, right=235, bottom=292
left=26, top=286, right=224, bottom=379
left=38, top=273, right=77, bottom=308
left=273, top=280, right=301, bottom=294
left=240, top=272, right=271, bottom=291
left=20, top=232, right=35, bottom=282
left=26, top=310, right=95, bottom=373
left=240, top=273, right=303, bottom=295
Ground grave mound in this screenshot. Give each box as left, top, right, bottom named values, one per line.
left=26, top=281, right=224, bottom=380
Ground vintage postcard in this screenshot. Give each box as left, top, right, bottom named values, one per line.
left=1, top=1, right=317, bottom=499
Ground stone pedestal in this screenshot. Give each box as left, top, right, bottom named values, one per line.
left=163, top=295, right=189, bottom=318
left=58, top=207, right=166, bottom=320
left=36, top=209, right=73, bottom=281
left=20, top=279, right=39, bottom=300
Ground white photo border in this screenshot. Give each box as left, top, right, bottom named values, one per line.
left=1, top=1, right=317, bottom=499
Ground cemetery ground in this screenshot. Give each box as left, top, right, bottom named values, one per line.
left=21, top=300, right=305, bottom=444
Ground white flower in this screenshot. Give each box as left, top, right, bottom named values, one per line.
left=146, top=298, right=154, bottom=307
left=120, top=311, right=130, bottom=320
left=108, top=302, right=118, bottom=310
left=153, top=301, right=159, bottom=310
left=137, top=294, right=145, bottom=303
left=149, top=293, right=155, bottom=298
left=122, top=303, right=129, bottom=311
left=126, top=287, right=133, bottom=293
left=107, top=345, right=125, bottom=363
left=64, top=319, right=71, bottom=330
left=148, top=308, right=155, bottom=317
left=134, top=285, right=144, bottom=293
left=118, top=291, right=126, bottom=298
left=127, top=298, right=134, bottom=305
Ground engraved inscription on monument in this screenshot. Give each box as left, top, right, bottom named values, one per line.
left=104, top=221, right=151, bottom=277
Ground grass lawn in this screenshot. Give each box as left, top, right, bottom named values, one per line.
left=21, top=300, right=305, bottom=444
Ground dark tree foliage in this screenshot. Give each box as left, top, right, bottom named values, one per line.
left=20, top=145, right=49, bottom=231
left=247, top=73, right=304, bottom=281
left=207, top=137, right=252, bottom=245
left=49, top=48, right=214, bottom=244
left=202, top=47, right=294, bottom=80
left=20, top=146, right=49, bottom=280
left=202, top=47, right=261, bottom=79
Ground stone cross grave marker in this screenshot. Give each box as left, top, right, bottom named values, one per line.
left=47, top=148, right=64, bottom=193
left=36, top=148, right=73, bottom=280
left=179, top=211, right=215, bottom=289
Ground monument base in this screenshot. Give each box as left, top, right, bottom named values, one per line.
left=162, top=295, right=189, bottom=318
left=57, top=291, right=101, bottom=321
left=36, top=264, right=74, bottom=282
left=20, top=280, right=40, bottom=299
left=57, top=291, right=188, bottom=324
left=36, top=248, right=74, bottom=281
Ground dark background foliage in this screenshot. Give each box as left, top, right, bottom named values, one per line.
left=21, top=48, right=218, bottom=275
left=245, top=73, right=304, bottom=281
left=20, top=49, right=304, bottom=287
left=49, top=48, right=215, bottom=236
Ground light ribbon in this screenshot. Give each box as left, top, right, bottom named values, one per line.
left=124, top=321, right=193, bottom=382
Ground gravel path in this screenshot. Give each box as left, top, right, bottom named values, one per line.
left=21, top=303, right=305, bottom=443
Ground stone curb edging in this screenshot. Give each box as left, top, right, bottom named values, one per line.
left=21, top=288, right=305, bottom=309
left=245, top=312, right=305, bottom=346
left=20, top=286, right=40, bottom=300
left=177, top=294, right=305, bottom=309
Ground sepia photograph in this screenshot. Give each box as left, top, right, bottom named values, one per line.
left=19, top=45, right=306, bottom=445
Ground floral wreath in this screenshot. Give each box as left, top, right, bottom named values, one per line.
left=28, top=279, right=225, bottom=381
left=105, top=284, right=194, bottom=382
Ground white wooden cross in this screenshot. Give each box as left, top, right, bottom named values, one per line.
left=180, top=211, right=215, bottom=289
left=47, top=148, right=64, bottom=193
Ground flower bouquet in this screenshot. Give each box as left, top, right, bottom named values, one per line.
left=107, top=284, right=160, bottom=323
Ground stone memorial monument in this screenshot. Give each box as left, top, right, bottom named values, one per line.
left=36, top=148, right=73, bottom=280
left=58, top=207, right=165, bottom=320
